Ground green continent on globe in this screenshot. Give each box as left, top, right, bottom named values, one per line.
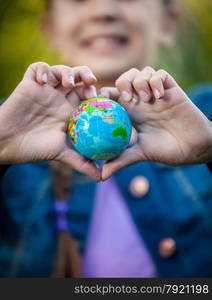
left=112, top=126, right=127, bottom=140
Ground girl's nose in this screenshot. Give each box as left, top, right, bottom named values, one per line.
left=87, top=0, right=121, bottom=23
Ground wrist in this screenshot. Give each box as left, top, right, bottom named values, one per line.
left=0, top=98, right=19, bottom=164
left=0, top=137, right=13, bottom=164
left=189, top=119, right=212, bottom=165
left=199, top=119, right=212, bottom=164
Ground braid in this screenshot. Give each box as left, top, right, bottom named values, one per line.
left=50, top=161, right=82, bottom=277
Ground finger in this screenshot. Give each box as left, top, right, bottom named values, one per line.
left=157, top=69, right=178, bottom=90
left=57, top=148, right=101, bottom=181
left=70, top=85, right=97, bottom=100
left=66, top=85, right=97, bottom=109
left=115, top=68, right=140, bottom=102
left=133, top=66, right=155, bottom=102
left=83, top=85, right=97, bottom=99
left=23, top=62, right=50, bottom=85
left=99, top=87, right=120, bottom=100
left=73, top=66, right=97, bottom=86
left=149, top=69, right=169, bottom=99
left=102, top=144, right=146, bottom=181
left=45, top=70, right=60, bottom=87
left=149, top=69, right=179, bottom=100
left=50, top=65, right=75, bottom=89
left=66, top=90, right=82, bottom=110
left=149, top=70, right=179, bottom=100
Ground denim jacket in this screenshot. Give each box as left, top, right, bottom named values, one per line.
left=0, top=84, right=212, bottom=277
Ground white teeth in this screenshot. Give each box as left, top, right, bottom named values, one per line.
left=90, top=37, right=121, bottom=48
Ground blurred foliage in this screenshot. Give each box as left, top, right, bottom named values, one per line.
left=0, top=0, right=61, bottom=99
left=0, top=0, right=212, bottom=99
left=159, top=0, right=212, bottom=91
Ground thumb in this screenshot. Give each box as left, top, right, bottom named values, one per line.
left=102, top=144, right=145, bottom=181
left=56, top=148, right=101, bottom=182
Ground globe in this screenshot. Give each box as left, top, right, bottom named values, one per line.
left=67, top=98, right=132, bottom=160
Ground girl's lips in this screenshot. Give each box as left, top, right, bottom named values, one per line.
left=80, top=35, right=129, bottom=56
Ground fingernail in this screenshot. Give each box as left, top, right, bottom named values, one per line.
left=85, top=71, right=97, bottom=82
left=91, top=74, right=97, bottom=81
left=154, top=89, right=161, bottom=99
left=69, top=76, right=75, bottom=85
left=42, top=73, right=48, bottom=83
left=121, top=91, right=132, bottom=102
left=90, top=86, right=97, bottom=98
left=138, top=91, right=149, bottom=102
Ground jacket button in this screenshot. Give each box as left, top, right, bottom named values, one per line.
left=158, top=238, right=176, bottom=258
left=130, top=176, right=150, bottom=197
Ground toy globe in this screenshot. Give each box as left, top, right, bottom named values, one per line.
left=67, top=98, right=132, bottom=160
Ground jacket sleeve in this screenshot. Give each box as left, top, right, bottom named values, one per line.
left=188, top=84, right=212, bottom=174
left=0, top=165, right=10, bottom=237
left=0, top=166, right=10, bottom=185
left=188, top=84, right=212, bottom=121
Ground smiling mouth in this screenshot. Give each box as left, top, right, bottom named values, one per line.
left=80, top=35, right=130, bottom=55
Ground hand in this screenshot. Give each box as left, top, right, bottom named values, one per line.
left=0, top=62, right=101, bottom=181
left=100, top=67, right=212, bottom=180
